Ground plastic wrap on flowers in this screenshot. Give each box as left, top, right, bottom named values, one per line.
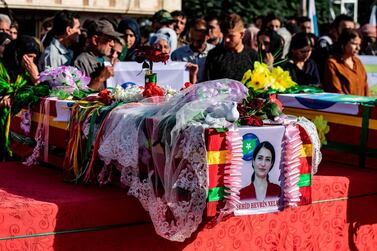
left=97, top=79, right=247, bottom=241
left=281, top=123, right=303, bottom=207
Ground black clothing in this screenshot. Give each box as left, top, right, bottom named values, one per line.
left=204, top=45, right=258, bottom=81
left=283, top=59, right=321, bottom=86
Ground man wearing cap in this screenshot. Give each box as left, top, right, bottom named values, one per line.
left=152, top=9, right=176, bottom=32
left=150, top=9, right=178, bottom=52
left=39, top=10, right=81, bottom=70
left=74, top=20, right=123, bottom=90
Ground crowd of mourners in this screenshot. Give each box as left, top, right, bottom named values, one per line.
left=0, top=8, right=374, bottom=109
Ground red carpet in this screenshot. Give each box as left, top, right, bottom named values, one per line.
left=1, top=160, right=377, bottom=250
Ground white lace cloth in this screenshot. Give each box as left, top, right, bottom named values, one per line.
left=98, top=79, right=248, bottom=241
left=98, top=106, right=207, bottom=241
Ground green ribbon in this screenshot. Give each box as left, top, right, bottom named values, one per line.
left=298, top=173, right=311, bottom=187
left=208, top=187, right=226, bottom=202
left=283, top=85, right=324, bottom=94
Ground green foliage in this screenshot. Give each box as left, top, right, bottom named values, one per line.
left=183, top=0, right=374, bottom=26
left=183, top=0, right=301, bottom=24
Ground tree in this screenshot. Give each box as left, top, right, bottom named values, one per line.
left=183, top=0, right=374, bottom=25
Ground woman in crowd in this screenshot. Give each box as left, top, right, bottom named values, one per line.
left=117, top=17, right=141, bottom=61
left=149, top=33, right=172, bottom=55
left=323, top=28, right=369, bottom=96
left=239, top=141, right=281, bottom=201
left=284, top=32, right=321, bottom=86
left=257, top=28, right=285, bottom=67
left=0, top=35, right=49, bottom=159
left=0, top=32, right=11, bottom=58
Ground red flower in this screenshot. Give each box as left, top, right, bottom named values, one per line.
left=237, top=103, right=248, bottom=116
left=180, top=82, right=193, bottom=90
left=239, top=115, right=263, bottom=126
left=143, top=82, right=164, bottom=97
left=269, top=94, right=283, bottom=112
left=135, top=46, right=170, bottom=64
left=246, top=98, right=263, bottom=110
left=84, top=89, right=112, bottom=104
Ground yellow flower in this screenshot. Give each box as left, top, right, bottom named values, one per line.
left=242, top=62, right=297, bottom=92
left=270, top=66, right=297, bottom=92
left=242, top=62, right=271, bottom=90
left=312, top=115, right=330, bottom=146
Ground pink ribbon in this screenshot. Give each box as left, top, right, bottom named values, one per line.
left=281, top=123, right=303, bottom=208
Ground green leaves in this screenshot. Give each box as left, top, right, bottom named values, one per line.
left=183, top=0, right=341, bottom=24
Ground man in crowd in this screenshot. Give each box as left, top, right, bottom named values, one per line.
left=204, top=13, right=258, bottom=81
left=74, top=20, right=122, bottom=90
left=39, top=10, right=81, bottom=70
left=265, top=13, right=281, bottom=31
left=315, top=14, right=355, bottom=80
left=150, top=9, right=178, bottom=52
left=297, top=16, right=311, bottom=33
left=171, top=18, right=214, bottom=83
left=205, top=15, right=223, bottom=46
left=0, top=14, right=11, bottom=35
left=9, top=21, right=18, bottom=40
left=171, top=10, right=188, bottom=48
left=151, top=9, right=176, bottom=32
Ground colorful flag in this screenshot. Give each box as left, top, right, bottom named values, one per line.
left=308, top=0, right=319, bottom=36
left=370, top=5, right=377, bottom=25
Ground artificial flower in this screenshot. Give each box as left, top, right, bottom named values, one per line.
left=143, top=82, right=164, bottom=97
left=40, top=66, right=90, bottom=99
left=270, top=66, right=297, bottom=92
left=242, top=62, right=272, bottom=91
left=112, top=86, right=143, bottom=102
left=312, top=115, right=330, bottom=146
left=238, top=115, right=263, bottom=126
left=269, top=94, right=283, bottom=112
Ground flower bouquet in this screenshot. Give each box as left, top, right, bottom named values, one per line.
left=237, top=62, right=297, bottom=126
left=135, top=46, right=169, bottom=98
left=39, top=66, right=91, bottom=100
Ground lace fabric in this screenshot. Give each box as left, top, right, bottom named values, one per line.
left=97, top=79, right=248, bottom=241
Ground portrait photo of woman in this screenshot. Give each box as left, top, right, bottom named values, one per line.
left=239, top=141, right=281, bottom=201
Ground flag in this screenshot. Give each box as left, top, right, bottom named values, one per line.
left=308, top=0, right=319, bottom=36
left=370, top=5, right=377, bottom=25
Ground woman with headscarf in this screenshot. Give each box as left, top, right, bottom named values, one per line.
left=0, top=35, right=49, bottom=159
left=149, top=33, right=172, bottom=55
left=117, top=17, right=141, bottom=61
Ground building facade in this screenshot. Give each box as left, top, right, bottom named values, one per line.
left=2, top=0, right=181, bottom=37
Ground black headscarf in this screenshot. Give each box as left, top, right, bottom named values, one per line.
left=3, top=35, right=42, bottom=81
left=117, top=18, right=141, bottom=61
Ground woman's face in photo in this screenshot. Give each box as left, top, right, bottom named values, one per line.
left=253, top=147, right=273, bottom=179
